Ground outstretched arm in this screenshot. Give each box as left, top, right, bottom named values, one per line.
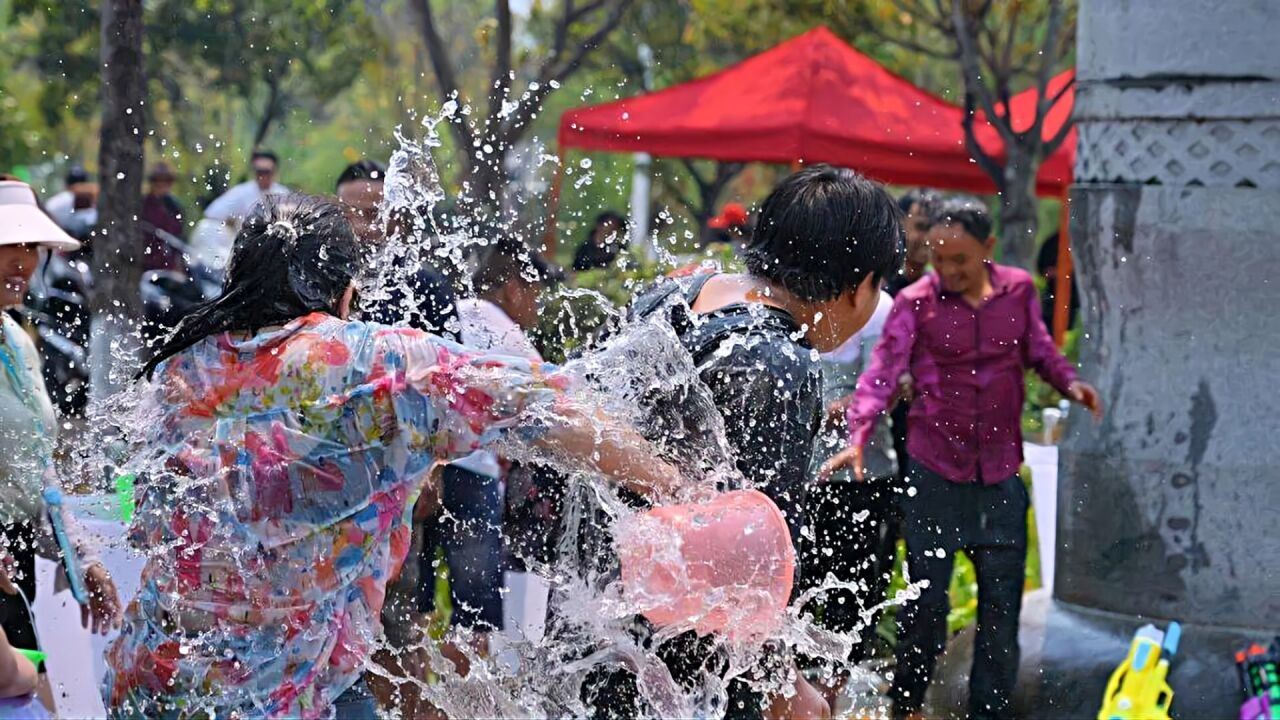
left=389, top=332, right=682, bottom=500
left=822, top=296, right=918, bottom=480
left=0, top=628, right=37, bottom=699
left=1021, top=285, right=1103, bottom=420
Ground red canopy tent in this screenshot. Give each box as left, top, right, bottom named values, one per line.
left=974, top=69, right=1076, bottom=196
left=552, top=27, right=1078, bottom=338
left=557, top=26, right=1073, bottom=195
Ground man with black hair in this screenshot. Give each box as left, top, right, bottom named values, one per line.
left=44, top=165, right=91, bottom=228
left=886, top=189, right=940, bottom=296
left=588, top=165, right=903, bottom=720
left=333, top=158, right=462, bottom=715
left=572, top=210, right=627, bottom=271
left=823, top=196, right=1103, bottom=720
left=203, top=150, right=289, bottom=230
left=334, top=158, right=458, bottom=339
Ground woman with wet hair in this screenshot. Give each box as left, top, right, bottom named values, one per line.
left=104, top=194, right=679, bottom=719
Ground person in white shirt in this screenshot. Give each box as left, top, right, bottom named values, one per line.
left=192, top=151, right=288, bottom=269
left=42, top=166, right=90, bottom=229
left=427, top=240, right=559, bottom=675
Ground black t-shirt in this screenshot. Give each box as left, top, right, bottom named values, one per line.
left=630, top=273, right=823, bottom=546
left=359, top=266, right=460, bottom=340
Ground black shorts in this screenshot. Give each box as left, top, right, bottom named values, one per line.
left=0, top=522, right=43, bottom=671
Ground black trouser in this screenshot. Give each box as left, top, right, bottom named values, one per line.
left=801, top=478, right=899, bottom=664
left=889, top=463, right=1027, bottom=720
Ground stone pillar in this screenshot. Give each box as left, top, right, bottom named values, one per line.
left=1037, top=2, right=1280, bottom=716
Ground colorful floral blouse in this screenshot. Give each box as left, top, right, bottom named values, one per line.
left=103, top=313, right=568, bottom=718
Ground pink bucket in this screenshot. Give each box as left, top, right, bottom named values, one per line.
left=615, top=489, right=795, bottom=642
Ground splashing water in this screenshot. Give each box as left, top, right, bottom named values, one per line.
left=56, top=104, right=925, bottom=719
left=359, top=122, right=927, bottom=717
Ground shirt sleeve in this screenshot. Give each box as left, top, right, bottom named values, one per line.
left=201, top=187, right=236, bottom=222
left=846, top=293, right=918, bottom=449
left=1021, top=283, right=1078, bottom=395
left=378, top=329, right=571, bottom=463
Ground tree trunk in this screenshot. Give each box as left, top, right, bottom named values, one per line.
left=252, top=75, right=283, bottom=149
left=92, top=0, right=146, bottom=397
left=998, top=145, right=1040, bottom=270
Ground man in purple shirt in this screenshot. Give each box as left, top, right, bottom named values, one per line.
left=823, top=196, right=1102, bottom=720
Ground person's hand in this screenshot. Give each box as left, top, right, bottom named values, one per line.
left=764, top=671, right=831, bottom=720
left=822, top=398, right=849, bottom=432
left=81, top=563, right=123, bottom=636
left=818, top=446, right=864, bottom=482
left=1068, top=381, right=1104, bottom=421
left=894, top=373, right=915, bottom=404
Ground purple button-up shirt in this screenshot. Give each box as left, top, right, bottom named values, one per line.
left=847, top=262, right=1077, bottom=484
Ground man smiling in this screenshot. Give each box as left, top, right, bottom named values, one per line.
left=824, top=196, right=1103, bottom=720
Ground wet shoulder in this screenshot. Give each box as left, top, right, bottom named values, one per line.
left=993, top=264, right=1038, bottom=298
left=691, top=305, right=820, bottom=380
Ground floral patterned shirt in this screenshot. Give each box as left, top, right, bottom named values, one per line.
left=103, top=313, right=567, bottom=718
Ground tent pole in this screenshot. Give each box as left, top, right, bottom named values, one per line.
left=544, top=149, right=566, bottom=259
left=1053, top=189, right=1073, bottom=347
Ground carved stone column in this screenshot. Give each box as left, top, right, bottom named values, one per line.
left=1036, top=2, right=1280, bottom=716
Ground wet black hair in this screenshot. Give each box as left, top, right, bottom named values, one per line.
left=594, top=211, right=625, bottom=229
left=898, top=188, right=941, bottom=221
left=139, top=194, right=362, bottom=379
left=742, top=164, right=903, bottom=302
left=335, top=159, right=386, bottom=191
left=931, top=195, right=993, bottom=241
left=251, top=150, right=279, bottom=167
left=66, top=165, right=89, bottom=185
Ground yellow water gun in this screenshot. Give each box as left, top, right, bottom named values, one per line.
left=1098, top=621, right=1181, bottom=720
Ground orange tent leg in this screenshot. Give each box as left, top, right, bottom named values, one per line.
left=1053, top=191, right=1073, bottom=347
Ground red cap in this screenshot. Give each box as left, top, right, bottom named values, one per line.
left=708, top=202, right=748, bottom=229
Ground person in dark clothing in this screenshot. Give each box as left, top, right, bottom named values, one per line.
left=572, top=211, right=626, bottom=271
left=335, top=159, right=458, bottom=338
left=883, top=189, right=939, bottom=297
left=1036, top=232, right=1079, bottom=332
left=583, top=165, right=904, bottom=720
left=140, top=161, right=187, bottom=272
left=335, top=159, right=462, bottom=714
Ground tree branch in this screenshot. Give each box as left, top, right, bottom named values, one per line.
left=962, top=92, right=1006, bottom=191
left=1033, top=0, right=1067, bottom=135
left=552, top=0, right=573, bottom=63
left=1049, top=73, right=1075, bottom=107
left=502, top=0, right=632, bottom=141
left=655, top=163, right=700, bottom=220
left=547, top=0, right=632, bottom=84
left=252, top=73, right=283, bottom=148
left=951, top=1, right=1016, bottom=147
left=999, top=1, right=1022, bottom=78
left=410, top=0, right=475, bottom=151
left=569, top=0, right=609, bottom=24
left=864, top=24, right=956, bottom=61
left=680, top=158, right=712, bottom=195
left=487, top=0, right=513, bottom=130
